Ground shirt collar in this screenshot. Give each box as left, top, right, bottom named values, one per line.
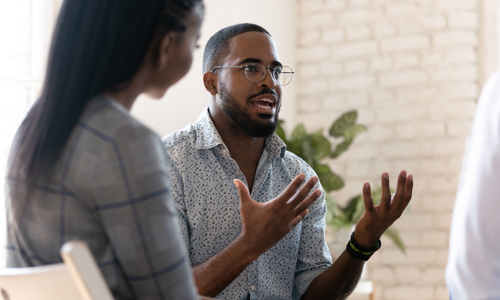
left=194, top=107, right=287, bottom=160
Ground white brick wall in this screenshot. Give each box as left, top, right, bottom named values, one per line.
left=296, top=0, right=480, bottom=298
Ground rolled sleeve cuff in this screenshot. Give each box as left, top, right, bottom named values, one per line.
left=293, top=266, right=330, bottom=299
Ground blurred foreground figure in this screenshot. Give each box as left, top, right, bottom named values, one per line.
left=162, top=23, right=414, bottom=300
left=6, top=0, right=205, bottom=299
left=446, top=72, right=500, bottom=299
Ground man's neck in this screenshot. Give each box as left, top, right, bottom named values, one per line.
left=209, top=111, right=265, bottom=193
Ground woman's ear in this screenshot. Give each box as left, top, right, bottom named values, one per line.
left=156, top=31, right=178, bottom=71
left=203, top=72, right=218, bottom=95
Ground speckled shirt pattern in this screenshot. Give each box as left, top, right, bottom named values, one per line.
left=162, top=108, right=332, bottom=300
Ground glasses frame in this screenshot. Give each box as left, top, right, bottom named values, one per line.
left=211, top=63, right=294, bottom=86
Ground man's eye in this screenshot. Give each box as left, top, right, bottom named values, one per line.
left=274, top=68, right=282, bottom=75
left=245, top=65, right=258, bottom=73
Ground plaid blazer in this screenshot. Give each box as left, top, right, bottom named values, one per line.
left=6, top=96, right=197, bottom=300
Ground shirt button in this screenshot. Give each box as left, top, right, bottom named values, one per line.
left=221, top=149, right=227, bottom=155
left=250, top=285, right=256, bottom=291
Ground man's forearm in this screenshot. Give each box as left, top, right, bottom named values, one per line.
left=192, top=235, right=261, bottom=297
left=302, top=251, right=364, bottom=300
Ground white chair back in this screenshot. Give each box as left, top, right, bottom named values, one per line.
left=0, top=241, right=114, bottom=300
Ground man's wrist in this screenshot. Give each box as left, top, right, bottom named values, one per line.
left=232, top=234, right=264, bottom=263
left=346, top=232, right=381, bottom=261
left=353, top=228, right=379, bottom=248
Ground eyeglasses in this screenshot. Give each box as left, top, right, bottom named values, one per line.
left=212, top=63, right=294, bottom=86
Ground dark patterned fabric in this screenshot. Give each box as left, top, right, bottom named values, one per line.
left=162, top=108, right=332, bottom=300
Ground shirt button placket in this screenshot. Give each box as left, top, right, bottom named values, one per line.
left=248, top=261, right=259, bottom=299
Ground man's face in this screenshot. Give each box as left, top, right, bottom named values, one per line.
left=215, top=32, right=283, bottom=138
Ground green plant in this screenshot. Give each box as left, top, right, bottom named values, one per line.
left=276, top=111, right=406, bottom=253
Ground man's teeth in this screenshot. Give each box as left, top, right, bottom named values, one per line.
left=255, top=99, right=274, bottom=108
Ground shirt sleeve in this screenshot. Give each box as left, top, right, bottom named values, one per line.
left=92, top=125, right=198, bottom=300
left=293, top=165, right=333, bottom=298
left=446, top=71, right=500, bottom=299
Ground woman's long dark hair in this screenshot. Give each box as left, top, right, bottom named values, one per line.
left=8, top=0, right=201, bottom=193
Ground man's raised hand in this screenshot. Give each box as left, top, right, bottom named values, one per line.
left=354, top=170, right=414, bottom=248
left=233, top=174, right=321, bottom=256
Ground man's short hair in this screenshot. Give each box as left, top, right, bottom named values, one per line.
left=202, top=23, right=271, bottom=73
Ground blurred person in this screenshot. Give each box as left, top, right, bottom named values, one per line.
left=162, top=23, right=414, bottom=300
left=446, top=71, right=500, bottom=299
left=5, top=0, right=207, bottom=299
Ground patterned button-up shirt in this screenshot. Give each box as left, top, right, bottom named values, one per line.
left=6, top=96, right=198, bottom=300
left=162, top=108, right=332, bottom=300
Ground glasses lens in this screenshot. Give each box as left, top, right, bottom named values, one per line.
left=279, top=66, right=293, bottom=86
left=244, top=63, right=266, bottom=83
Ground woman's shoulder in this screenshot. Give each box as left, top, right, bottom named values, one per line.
left=80, top=96, right=158, bottom=144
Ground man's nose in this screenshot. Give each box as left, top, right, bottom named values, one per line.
left=259, top=69, right=278, bottom=88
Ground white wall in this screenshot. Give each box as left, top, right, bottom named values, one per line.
left=131, top=0, right=297, bottom=138
left=296, top=0, right=482, bottom=299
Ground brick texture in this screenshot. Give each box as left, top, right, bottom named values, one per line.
left=296, top=0, right=479, bottom=298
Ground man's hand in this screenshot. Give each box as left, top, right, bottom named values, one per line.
left=234, top=174, right=321, bottom=256
left=192, top=174, right=321, bottom=297
left=354, top=170, right=414, bottom=248
left=302, top=171, right=413, bottom=300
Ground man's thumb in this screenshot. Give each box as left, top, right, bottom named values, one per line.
left=234, top=179, right=251, bottom=204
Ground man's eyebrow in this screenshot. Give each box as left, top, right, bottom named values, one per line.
left=237, top=58, right=283, bottom=67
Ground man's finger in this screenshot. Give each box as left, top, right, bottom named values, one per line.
left=288, top=176, right=319, bottom=207
left=293, top=189, right=321, bottom=217
left=288, top=209, right=309, bottom=230
left=275, top=174, right=306, bottom=204
left=362, top=182, right=374, bottom=212
left=379, top=172, right=392, bottom=212
left=392, top=170, right=407, bottom=210
left=405, top=174, right=414, bottom=203
left=234, top=179, right=252, bottom=206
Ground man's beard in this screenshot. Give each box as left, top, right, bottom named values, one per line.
left=219, top=82, right=280, bottom=138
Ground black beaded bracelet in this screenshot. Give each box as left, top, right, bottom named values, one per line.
left=345, top=232, right=382, bottom=261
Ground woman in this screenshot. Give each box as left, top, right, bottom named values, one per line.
left=6, top=0, right=204, bottom=299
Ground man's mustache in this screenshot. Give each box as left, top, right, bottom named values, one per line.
left=248, top=89, right=279, bottom=102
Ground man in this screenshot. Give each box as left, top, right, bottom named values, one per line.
left=162, top=23, right=413, bottom=300
left=446, top=71, right=500, bottom=299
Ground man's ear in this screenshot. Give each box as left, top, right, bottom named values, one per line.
left=203, top=72, right=218, bottom=95
left=156, top=32, right=177, bottom=71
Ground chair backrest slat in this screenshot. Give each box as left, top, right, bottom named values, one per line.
left=61, top=241, right=114, bottom=300
left=0, top=241, right=113, bottom=300
left=0, top=263, right=85, bottom=300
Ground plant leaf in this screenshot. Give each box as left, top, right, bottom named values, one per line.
left=301, top=139, right=315, bottom=165
left=329, top=111, right=358, bottom=137
left=276, top=120, right=287, bottom=143
left=317, top=167, right=345, bottom=191
left=384, top=227, right=406, bottom=254
left=330, top=139, right=353, bottom=158
left=328, top=218, right=352, bottom=230
left=292, top=124, right=307, bottom=142
left=342, top=195, right=362, bottom=221
left=326, top=200, right=351, bottom=230
left=325, top=194, right=336, bottom=224
left=343, top=124, right=367, bottom=140
left=287, top=139, right=302, bottom=157
left=352, top=194, right=366, bottom=223
left=315, top=163, right=331, bottom=176
left=310, top=131, right=331, bottom=161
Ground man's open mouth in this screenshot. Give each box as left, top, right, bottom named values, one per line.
left=252, top=98, right=276, bottom=109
